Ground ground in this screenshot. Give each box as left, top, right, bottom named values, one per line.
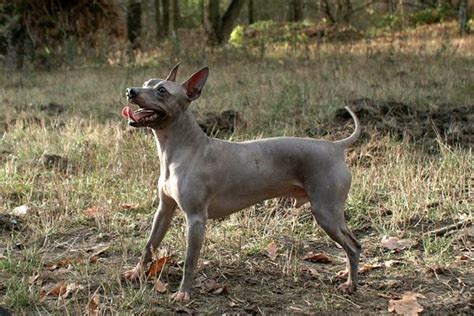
left=0, top=22, right=472, bottom=314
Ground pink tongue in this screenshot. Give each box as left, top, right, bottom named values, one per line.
left=122, top=105, right=154, bottom=122
left=122, top=106, right=137, bottom=122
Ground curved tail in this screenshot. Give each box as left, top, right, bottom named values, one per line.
left=334, top=106, right=360, bottom=147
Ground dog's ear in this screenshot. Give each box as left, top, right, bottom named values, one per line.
left=165, top=62, right=181, bottom=82
left=181, top=67, right=209, bottom=101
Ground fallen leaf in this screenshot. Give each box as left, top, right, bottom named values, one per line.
left=62, top=283, right=83, bottom=298
left=212, top=284, right=228, bottom=295
left=121, top=203, right=139, bottom=210
left=459, top=254, right=471, bottom=261
left=384, top=260, right=405, bottom=267
left=11, top=204, right=30, bottom=216
left=83, top=207, right=103, bottom=218
left=201, top=278, right=220, bottom=291
left=41, top=282, right=67, bottom=299
left=46, top=259, right=71, bottom=270
left=87, top=294, right=100, bottom=316
left=266, top=241, right=278, bottom=260
left=388, top=292, right=425, bottom=315
left=303, top=252, right=331, bottom=263
left=154, top=280, right=168, bottom=293
left=146, top=256, right=174, bottom=278
left=359, top=263, right=382, bottom=274
left=381, top=236, right=416, bottom=251
left=46, top=257, right=83, bottom=270
left=200, top=278, right=228, bottom=294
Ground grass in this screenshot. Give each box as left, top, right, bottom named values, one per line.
left=0, top=22, right=472, bottom=314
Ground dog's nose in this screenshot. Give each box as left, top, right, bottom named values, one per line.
left=126, top=88, right=137, bottom=98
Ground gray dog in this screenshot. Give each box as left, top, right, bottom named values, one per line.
left=122, top=64, right=361, bottom=302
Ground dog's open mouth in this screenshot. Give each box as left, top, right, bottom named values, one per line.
left=122, top=104, right=162, bottom=126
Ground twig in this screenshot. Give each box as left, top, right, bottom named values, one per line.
left=423, top=219, right=472, bottom=237
left=335, top=294, right=361, bottom=309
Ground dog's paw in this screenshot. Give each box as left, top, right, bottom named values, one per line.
left=170, top=291, right=191, bottom=303
left=123, top=264, right=144, bottom=281
left=338, top=281, right=356, bottom=294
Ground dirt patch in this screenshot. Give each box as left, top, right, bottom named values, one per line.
left=2, top=222, right=471, bottom=314
left=326, top=98, right=473, bottom=151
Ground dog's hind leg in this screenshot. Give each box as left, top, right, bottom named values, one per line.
left=306, top=167, right=361, bottom=293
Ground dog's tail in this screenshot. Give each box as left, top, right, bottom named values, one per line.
left=334, top=106, right=360, bottom=148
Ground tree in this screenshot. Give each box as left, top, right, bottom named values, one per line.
left=172, top=0, right=180, bottom=32
left=162, top=0, right=170, bottom=37
left=248, top=0, right=254, bottom=24
left=288, top=0, right=303, bottom=22
left=155, top=0, right=170, bottom=38
left=204, top=0, right=246, bottom=45
left=458, top=0, right=469, bottom=35
left=127, top=0, right=142, bottom=48
left=155, top=0, right=162, bottom=37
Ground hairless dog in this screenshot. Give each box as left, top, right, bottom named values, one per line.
left=122, top=64, right=362, bottom=302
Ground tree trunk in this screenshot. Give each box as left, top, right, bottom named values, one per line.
left=458, top=0, right=468, bottom=35
left=172, top=0, right=180, bottom=32
left=248, top=0, right=254, bottom=24
left=162, top=0, right=170, bottom=37
left=200, top=0, right=205, bottom=26
left=219, top=0, right=246, bottom=42
left=155, top=0, right=162, bottom=38
left=127, top=0, right=141, bottom=48
left=206, top=0, right=220, bottom=43
left=321, top=0, right=336, bottom=24
left=291, top=0, right=303, bottom=22
left=205, top=0, right=246, bottom=45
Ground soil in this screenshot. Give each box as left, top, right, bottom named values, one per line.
left=1, top=223, right=472, bottom=314
left=329, top=98, right=473, bottom=152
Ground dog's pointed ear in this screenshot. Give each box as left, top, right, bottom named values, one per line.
left=181, top=67, right=209, bottom=101
left=165, top=62, right=181, bottom=82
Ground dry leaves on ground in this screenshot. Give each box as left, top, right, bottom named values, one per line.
left=266, top=241, right=278, bottom=260
left=83, top=207, right=104, bottom=219
left=46, top=258, right=78, bottom=270
left=303, top=252, right=331, bottom=263
left=388, top=292, right=425, bottom=315
left=154, top=280, right=168, bottom=293
left=46, top=245, right=109, bottom=270
left=359, top=263, right=383, bottom=274
left=121, top=203, right=139, bottom=210
left=381, top=236, right=417, bottom=251
left=200, top=278, right=229, bottom=295
left=41, top=282, right=83, bottom=300
left=87, top=294, right=100, bottom=316
left=146, top=256, right=174, bottom=279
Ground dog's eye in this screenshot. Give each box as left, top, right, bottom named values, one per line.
left=157, top=87, right=168, bottom=95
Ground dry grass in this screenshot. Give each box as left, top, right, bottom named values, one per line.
left=0, top=22, right=472, bottom=314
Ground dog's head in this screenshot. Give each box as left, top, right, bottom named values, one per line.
left=123, top=63, right=208, bottom=129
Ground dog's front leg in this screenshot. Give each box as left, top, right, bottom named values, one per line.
left=123, top=192, right=177, bottom=281
left=171, top=212, right=207, bottom=302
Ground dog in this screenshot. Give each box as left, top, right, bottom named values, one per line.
left=122, top=64, right=361, bottom=302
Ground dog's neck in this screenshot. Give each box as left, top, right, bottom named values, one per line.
left=152, top=110, right=208, bottom=165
